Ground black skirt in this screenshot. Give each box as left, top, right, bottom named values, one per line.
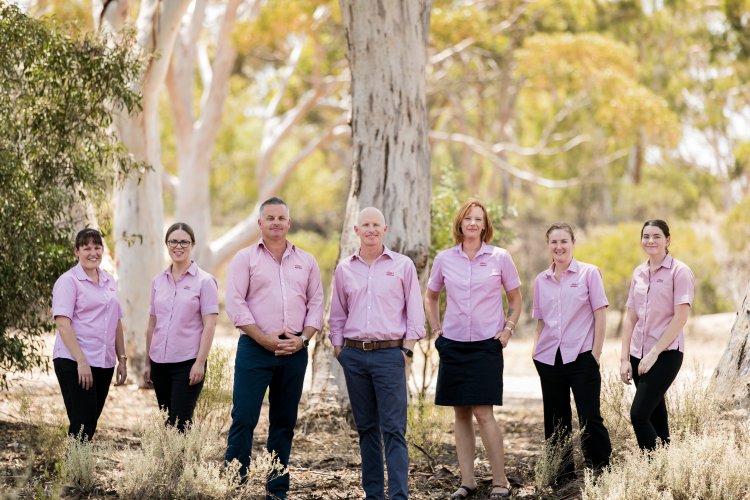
left=434, top=335, right=504, bottom=407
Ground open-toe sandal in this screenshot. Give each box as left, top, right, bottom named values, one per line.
left=488, top=484, right=511, bottom=499
left=449, top=484, right=477, bottom=499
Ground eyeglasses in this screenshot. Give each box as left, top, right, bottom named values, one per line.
left=167, top=240, right=192, bottom=248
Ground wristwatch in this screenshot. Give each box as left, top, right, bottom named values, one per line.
left=301, top=336, right=310, bottom=348
left=400, top=347, right=414, bottom=358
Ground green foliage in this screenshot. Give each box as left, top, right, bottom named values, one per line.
left=288, top=230, right=340, bottom=288
left=0, top=4, right=141, bottom=386
left=722, top=195, right=750, bottom=252
left=406, top=398, right=451, bottom=472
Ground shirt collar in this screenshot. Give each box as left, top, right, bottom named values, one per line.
left=453, top=242, right=493, bottom=258
left=353, top=245, right=393, bottom=262
left=162, top=261, right=198, bottom=277
left=543, top=258, right=579, bottom=278
left=639, top=254, right=673, bottom=274
left=73, top=263, right=107, bottom=283
left=258, top=238, right=294, bottom=253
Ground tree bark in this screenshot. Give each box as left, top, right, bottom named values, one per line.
left=309, top=0, right=433, bottom=403
left=96, top=0, right=192, bottom=382
left=712, top=280, right=750, bottom=406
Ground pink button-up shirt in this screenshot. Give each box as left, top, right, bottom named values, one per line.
left=329, top=246, right=426, bottom=346
left=626, top=255, right=694, bottom=358
left=52, top=264, right=123, bottom=368
left=148, top=262, right=219, bottom=363
left=532, top=259, right=609, bottom=365
left=427, top=243, right=521, bottom=342
left=226, top=239, right=324, bottom=334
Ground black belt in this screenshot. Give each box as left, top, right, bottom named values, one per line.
left=344, top=339, right=403, bottom=351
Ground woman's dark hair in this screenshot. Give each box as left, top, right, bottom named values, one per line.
left=641, top=219, right=671, bottom=254
left=75, top=228, right=103, bottom=249
left=545, top=222, right=576, bottom=243
left=165, top=222, right=196, bottom=244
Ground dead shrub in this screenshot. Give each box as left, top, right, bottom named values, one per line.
left=17, top=391, right=68, bottom=470
left=533, top=425, right=580, bottom=492
left=60, top=435, right=99, bottom=494
left=406, top=398, right=451, bottom=471
left=193, top=347, right=234, bottom=434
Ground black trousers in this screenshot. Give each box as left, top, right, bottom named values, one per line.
left=150, top=358, right=205, bottom=431
left=534, top=350, right=612, bottom=477
left=53, top=357, right=114, bottom=440
left=630, top=350, right=683, bottom=450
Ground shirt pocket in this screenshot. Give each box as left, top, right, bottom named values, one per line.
left=285, top=265, right=310, bottom=298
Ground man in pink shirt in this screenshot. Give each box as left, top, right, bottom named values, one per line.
left=330, top=207, right=425, bottom=500
left=224, top=197, right=324, bottom=499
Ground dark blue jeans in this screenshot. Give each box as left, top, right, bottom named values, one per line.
left=338, top=346, right=409, bottom=500
left=225, top=334, right=307, bottom=499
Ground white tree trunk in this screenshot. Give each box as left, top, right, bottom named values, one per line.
left=712, top=279, right=750, bottom=406
left=309, top=0, right=433, bottom=403
left=96, top=0, right=192, bottom=381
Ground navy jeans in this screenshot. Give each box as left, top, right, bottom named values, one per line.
left=534, top=350, right=612, bottom=478
left=150, top=358, right=204, bottom=431
left=630, top=350, right=683, bottom=450
left=225, top=334, right=307, bottom=499
left=338, top=346, right=409, bottom=500
left=53, top=357, right=114, bottom=440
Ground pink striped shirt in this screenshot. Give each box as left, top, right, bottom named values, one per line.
left=532, top=259, right=609, bottom=365
left=626, top=255, right=694, bottom=358
left=148, top=262, right=219, bottom=363
left=226, top=239, right=324, bottom=334
left=329, top=247, right=425, bottom=346
left=427, top=244, right=521, bottom=342
left=52, top=264, right=123, bottom=368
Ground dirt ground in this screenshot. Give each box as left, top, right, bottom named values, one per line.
left=0, top=313, right=735, bottom=499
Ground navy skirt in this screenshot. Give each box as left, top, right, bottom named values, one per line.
left=434, top=335, right=504, bottom=407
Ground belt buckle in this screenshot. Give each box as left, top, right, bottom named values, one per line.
left=361, top=340, right=374, bottom=351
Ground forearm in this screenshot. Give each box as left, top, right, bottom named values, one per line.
left=238, top=323, right=266, bottom=341
left=424, top=293, right=441, bottom=331
left=144, top=316, right=156, bottom=365
left=650, top=306, right=689, bottom=354
left=55, top=318, right=88, bottom=364
left=505, top=290, right=522, bottom=326
left=301, top=326, right=317, bottom=341
left=195, top=318, right=217, bottom=364
left=620, top=309, right=636, bottom=360
left=592, top=308, right=606, bottom=356
left=115, top=321, right=126, bottom=359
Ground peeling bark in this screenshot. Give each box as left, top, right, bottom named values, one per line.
left=712, top=279, right=750, bottom=406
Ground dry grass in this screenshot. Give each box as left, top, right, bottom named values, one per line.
left=193, top=347, right=234, bottom=434
left=17, top=391, right=68, bottom=470
left=60, top=435, right=99, bottom=494
left=533, top=425, right=580, bottom=492
left=406, top=398, right=451, bottom=471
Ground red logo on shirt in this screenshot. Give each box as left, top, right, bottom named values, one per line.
left=386, top=271, right=395, bottom=276
left=294, top=264, right=303, bottom=269
left=184, top=285, right=191, bottom=289
left=570, top=283, right=579, bottom=287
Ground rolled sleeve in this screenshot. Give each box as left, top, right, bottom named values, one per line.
left=225, top=252, right=256, bottom=327
left=51, top=275, right=76, bottom=319
left=588, top=267, right=609, bottom=311
left=328, top=266, right=347, bottom=346
left=673, top=265, right=695, bottom=306
left=200, top=276, right=220, bottom=316
left=404, top=261, right=426, bottom=340
left=303, top=259, right=324, bottom=330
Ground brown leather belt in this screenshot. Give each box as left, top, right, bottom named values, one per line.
left=344, top=339, right=403, bottom=351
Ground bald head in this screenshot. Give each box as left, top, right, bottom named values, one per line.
left=357, top=207, right=385, bottom=226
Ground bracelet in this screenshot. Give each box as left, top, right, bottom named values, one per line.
left=118, top=354, right=128, bottom=361
left=505, top=320, right=516, bottom=329
left=503, top=326, right=513, bottom=336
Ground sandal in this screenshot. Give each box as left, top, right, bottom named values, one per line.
left=450, top=485, right=477, bottom=499
left=488, top=484, right=511, bottom=499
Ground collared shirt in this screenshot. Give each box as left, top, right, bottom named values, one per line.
left=532, top=259, right=609, bottom=365
left=426, top=243, right=521, bottom=342
left=52, top=263, right=123, bottom=368
left=148, top=261, right=219, bottom=363
left=626, top=254, right=694, bottom=358
left=329, top=246, right=426, bottom=346
left=226, top=239, right=324, bottom=334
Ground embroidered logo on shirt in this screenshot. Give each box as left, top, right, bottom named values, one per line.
left=570, top=283, right=579, bottom=287
left=184, top=285, right=191, bottom=289
left=294, top=264, right=303, bottom=270
left=656, top=279, right=664, bottom=283
left=109, top=287, right=116, bottom=292
left=479, top=262, right=488, bottom=267
left=386, top=271, right=395, bottom=276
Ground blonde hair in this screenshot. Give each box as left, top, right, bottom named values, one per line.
left=452, top=199, right=494, bottom=245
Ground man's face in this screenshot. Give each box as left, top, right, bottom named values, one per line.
left=258, top=203, right=291, bottom=242
left=355, top=209, right=387, bottom=248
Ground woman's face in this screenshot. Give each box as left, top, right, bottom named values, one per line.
left=461, top=206, right=485, bottom=241
left=641, top=225, right=669, bottom=258
left=166, top=229, right=194, bottom=265
left=547, top=229, right=574, bottom=265
left=75, top=240, right=103, bottom=273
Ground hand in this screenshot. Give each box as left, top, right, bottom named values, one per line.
left=274, top=329, right=303, bottom=356
left=592, top=351, right=601, bottom=365
left=255, top=330, right=283, bottom=353
left=638, top=350, right=659, bottom=376
left=189, top=360, right=205, bottom=385
left=334, top=346, right=343, bottom=360
left=432, top=328, right=443, bottom=337
left=115, top=361, right=127, bottom=386
left=619, top=359, right=632, bottom=385
left=495, top=328, right=512, bottom=347
left=143, top=363, right=153, bottom=388
left=78, top=361, right=93, bottom=390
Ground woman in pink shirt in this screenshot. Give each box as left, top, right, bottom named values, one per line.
left=532, top=222, right=611, bottom=482
left=425, top=199, right=522, bottom=500
left=620, top=219, right=694, bottom=450
left=143, top=222, right=219, bottom=431
left=52, top=228, right=127, bottom=440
